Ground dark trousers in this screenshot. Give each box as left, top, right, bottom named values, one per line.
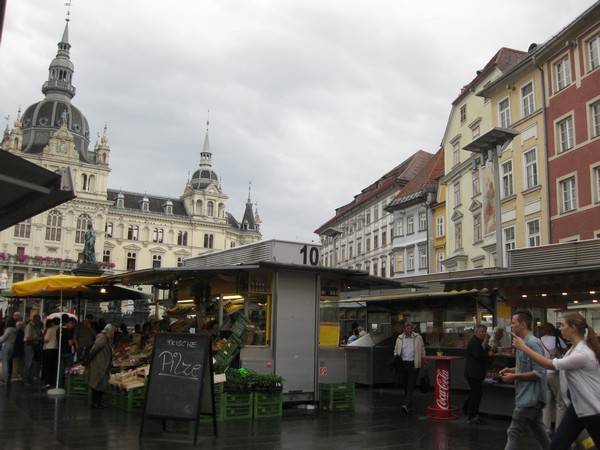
left=401, top=360, right=419, bottom=408
left=551, top=404, right=600, bottom=450
left=91, top=388, right=104, bottom=407
left=42, top=349, right=58, bottom=387
left=466, top=377, right=484, bottom=420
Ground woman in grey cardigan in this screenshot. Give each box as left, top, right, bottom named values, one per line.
left=0, top=318, right=17, bottom=384
left=86, top=324, right=115, bottom=408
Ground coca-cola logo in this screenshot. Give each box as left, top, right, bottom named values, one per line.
left=435, top=368, right=450, bottom=410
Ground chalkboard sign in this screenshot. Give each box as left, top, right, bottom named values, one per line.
left=143, top=332, right=211, bottom=420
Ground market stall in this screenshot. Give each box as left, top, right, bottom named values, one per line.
left=104, top=239, right=406, bottom=403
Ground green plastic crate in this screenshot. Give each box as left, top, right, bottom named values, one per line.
left=223, top=392, right=253, bottom=420
left=253, top=391, right=282, bottom=418
left=200, top=383, right=225, bottom=422
left=230, top=314, right=250, bottom=337
left=214, top=336, right=242, bottom=373
left=67, top=375, right=90, bottom=396
left=110, top=385, right=146, bottom=411
left=319, top=382, right=355, bottom=411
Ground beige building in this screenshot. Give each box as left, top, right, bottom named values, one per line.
left=477, top=48, right=550, bottom=262
left=441, top=48, right=526, bottom=271
left=0, top=20, right=261, bottom=287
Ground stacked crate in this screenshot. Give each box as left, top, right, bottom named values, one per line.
left=223, top=391, right=254, bottom=420
left=200, top=383, right=225, bottom=422
left=110, top=385, right=146, bottom=412
left=214, top=314, right=251, bottom=373
left=253, top=391, right=283, bottom=418
left=318, top=382, right=355, bottom=411
left=67, top=374, right=89, bottom=396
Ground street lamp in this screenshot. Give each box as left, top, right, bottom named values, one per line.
left=464, top=127, right=518, bottom=268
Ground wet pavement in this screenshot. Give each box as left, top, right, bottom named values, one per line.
left=0, top=381, right=543, bottom=449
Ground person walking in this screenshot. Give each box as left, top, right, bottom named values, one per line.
left=393, top=321, right=426, bottom=413
left=23, top=315, right=43, bottom=387
left=0, top=318, right=17, bottom=384
left=512, top=313, right=600, bottom=450
left=464, top=324, right=495, bottom=425
left=539, top=323, right=567, bottom=435
left=86, top=324, right=115, bottom=408
left=499, top=310, right=550, bottom=450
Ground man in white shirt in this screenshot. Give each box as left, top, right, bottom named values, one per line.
left=393, top=322, right=426, bottom=413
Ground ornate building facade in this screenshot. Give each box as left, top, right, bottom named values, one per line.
left=0, top=19, right=262, bottom=286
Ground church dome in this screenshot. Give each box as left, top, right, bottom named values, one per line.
left=190, top=168, right=219, bottom=190
left=21, top=98, right=90, bottom=154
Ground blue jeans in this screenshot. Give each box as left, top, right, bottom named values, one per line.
left=551, top=403, right=600, bottom=450
left=58, top=353, right=74, bottom=388
left=505, top=402, right=550, bottom=450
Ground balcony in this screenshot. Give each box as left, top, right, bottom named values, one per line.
left=0, top=253, right=78, bottom=271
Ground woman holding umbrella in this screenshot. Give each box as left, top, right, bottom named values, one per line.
left=86, top=324, right=115, bottom=408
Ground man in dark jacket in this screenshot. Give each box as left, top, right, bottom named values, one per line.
left=464, top=325, right=495, bottom=424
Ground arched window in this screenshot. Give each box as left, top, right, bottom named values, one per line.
left=207, top=201, right=214, bottom=216
left=126, top=252, right=136, bottom=271
left=75, top=214, right=92, bottom=244
left=209, top=234, right=214, bottom=248
left=177, top=231, right=188, bottom=246
left=177, top=257, right=184, bottom=267
left=45, top=210, right=63, bottom=241
left=152, top=254, right=162, bottom=269
left=82, top=174, right=88, bottom=191
left=127, top=225, right=139, bottom=240
left=103, top=250, right=111, bottom=263
left=204, top=234, right=209, bottom=248
left=88, top=175, right=96, bottom=192
left=14, top=219, right=32, bottom=239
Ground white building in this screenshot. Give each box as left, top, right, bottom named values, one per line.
left=314, top=151, right=432, bottom=277
left=0, top=19, right=262, bottom=286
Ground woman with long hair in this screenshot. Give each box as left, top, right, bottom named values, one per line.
left=512, top=313, right=600, bottom=449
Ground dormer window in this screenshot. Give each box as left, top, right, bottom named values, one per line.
left=140, top=195, right=149, bottom=212
left=163, top=200, right=173, bottom=215
left=116, top=192, right=124, bottom=209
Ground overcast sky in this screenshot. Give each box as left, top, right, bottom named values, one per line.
left=1, top=0, right=596, bottom=243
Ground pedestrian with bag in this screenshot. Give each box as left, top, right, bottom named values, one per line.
left=512, top=313, right=600, bottom=450
left=393, top=321, right=426, bottom=413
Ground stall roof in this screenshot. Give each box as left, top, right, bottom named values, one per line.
left=103, top=262, right=408, bottom=291
left=0, top=151, right=76, bottom=231
left=338, top=289, right=482, bottom=303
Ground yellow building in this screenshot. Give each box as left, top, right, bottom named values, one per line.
left=477, top=49, right=550, bottom=258
left=441, top=48, right=527, bottom=271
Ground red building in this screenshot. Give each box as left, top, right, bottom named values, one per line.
left=538, top=3, right=600, bottom=242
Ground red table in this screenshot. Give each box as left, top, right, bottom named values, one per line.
left=422, top=355, right=463, bottom=420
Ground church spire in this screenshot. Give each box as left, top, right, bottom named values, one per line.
left=199, top=111, right=212, bottom=171
left=42, top=16, right=76, bottom=101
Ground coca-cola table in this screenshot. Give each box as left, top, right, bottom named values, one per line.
left=423, top=355, right=463, bottom=420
